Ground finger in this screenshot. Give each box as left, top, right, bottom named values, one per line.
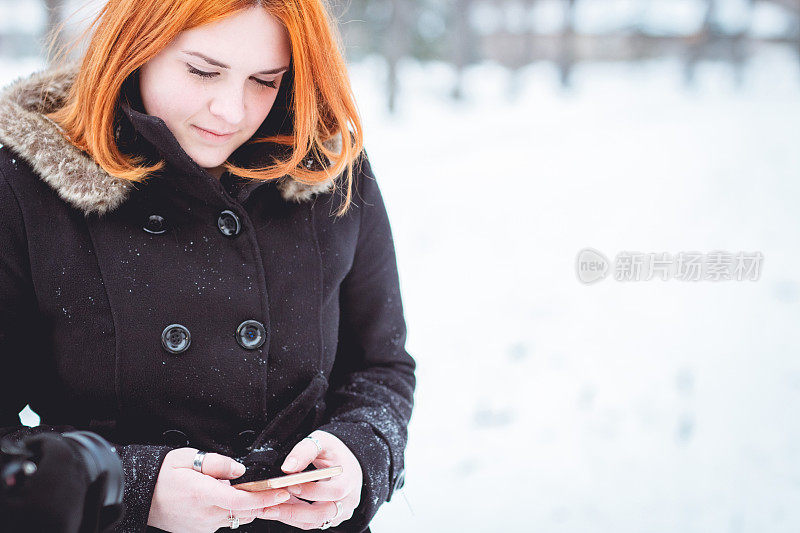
left=199, top=476, right=291, bottom=510
left=285, top=477, right=350, bottom=502
left=199, top=452, right=247, bottom=479
left=259, top=499, right=340, bottom=526
left=216, top=506, right=260, bottom=527
left=281, top=434, right=324, bottom=473
left=273, top=499, right=352, bottom=530
left=170, top=448, right=246, bottom=480
left=255, top=497, right=320, bottom=529
left=239, top=515, right=257, bottom=526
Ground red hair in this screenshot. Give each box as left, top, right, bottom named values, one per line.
left=47, top=0, right=363, bottom=215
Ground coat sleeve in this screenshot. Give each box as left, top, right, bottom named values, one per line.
left=315, top=150, right=416, bottom=532
left=0, top=168, right=172, bottom=533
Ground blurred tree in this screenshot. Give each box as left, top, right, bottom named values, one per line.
left=451, top=0, right=476, bottom=100
left=3, top=0, right=797, bottom=109
left=385, top=0, right=416, bottom=111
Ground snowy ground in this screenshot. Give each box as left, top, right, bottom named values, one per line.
left=3, top=43, right=800, bottom=532
left=348, top=48, right=800, bottom=532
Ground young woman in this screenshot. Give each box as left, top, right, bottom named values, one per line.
left=0, top=1, right=415, bottom=532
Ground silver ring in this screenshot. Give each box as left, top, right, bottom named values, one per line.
left=332, top=500, right=343, bottom=520
left=320, top=500, right=342, bottom=529
left=304, top=434, right=322, bottom=454
left=192, top=451, right=206, bottom=473
left=228, top=509, right=239, bottom=529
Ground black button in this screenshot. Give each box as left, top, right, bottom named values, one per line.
left=161, top=429, right=190, bottom=448
left=217, top=210, right=241, bottom=237
left=235, top=429, right=257, bottom=455
left=161, top=324, right=191, bottom=354
left=236, top=320, right=266, bottom=350
left=143, top=214, right=167, bottom=235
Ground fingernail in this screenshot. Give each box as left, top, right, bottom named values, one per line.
left=262, top=508, right=279, bottom=519
left=282, top=457, right=297, bottom=471
left=231, top=462, right=246, bottom=477
left=276, top=491, right=291, bottom=503
left=287, top=485, right=301, bottom=495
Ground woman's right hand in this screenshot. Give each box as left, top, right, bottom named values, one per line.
left=147, top=447, right=292, bottom=532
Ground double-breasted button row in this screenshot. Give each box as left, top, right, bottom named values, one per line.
left=161, top=321, right=266, bottom=354
left=142, top=210, right=242, bottom=237
left=160, top=428, right=260, bottom=453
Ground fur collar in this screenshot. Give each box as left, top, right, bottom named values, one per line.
left=0, top=63, right=341, bottom=216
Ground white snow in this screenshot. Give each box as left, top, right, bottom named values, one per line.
left=351, top=49, right=800, bottom=532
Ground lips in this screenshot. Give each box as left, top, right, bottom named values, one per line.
left=195, top=126, right=236, bottom=136
left=192, top=125, right=237, bottom=142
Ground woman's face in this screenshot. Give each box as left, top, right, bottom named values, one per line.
left=138, top=6, right=291, bottom=179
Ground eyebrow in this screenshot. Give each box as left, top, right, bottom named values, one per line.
left=181, top=50, right=289, bottom=75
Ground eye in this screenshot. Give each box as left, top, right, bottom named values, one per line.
left=187, top=64, right=277, bottom=90
left=187, top=64, right=216, bottom=79
left=253, top=78, right=278, bottom=89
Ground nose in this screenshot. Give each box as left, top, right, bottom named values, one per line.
left=207, top=81, right=246, bottom=127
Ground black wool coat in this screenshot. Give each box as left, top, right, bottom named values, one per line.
left=0, top=64, right=415, bottom=532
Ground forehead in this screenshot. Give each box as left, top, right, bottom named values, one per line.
left=167, top=7, right=290, bottom=68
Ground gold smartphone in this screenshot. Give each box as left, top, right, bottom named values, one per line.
left=233, top=466, right=343, bottom=492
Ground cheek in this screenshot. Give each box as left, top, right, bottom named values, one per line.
left=248, top=91, right=279, bottom=128
left=141, top=73, right=201, bottom=125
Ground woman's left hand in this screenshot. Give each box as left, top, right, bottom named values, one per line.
left=258, top=430, right=363, bottom=529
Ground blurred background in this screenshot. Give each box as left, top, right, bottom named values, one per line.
left=4, top=0, right=800, bottom=531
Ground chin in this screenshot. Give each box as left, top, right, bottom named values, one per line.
left=188, top=151, right=228, bottom=170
